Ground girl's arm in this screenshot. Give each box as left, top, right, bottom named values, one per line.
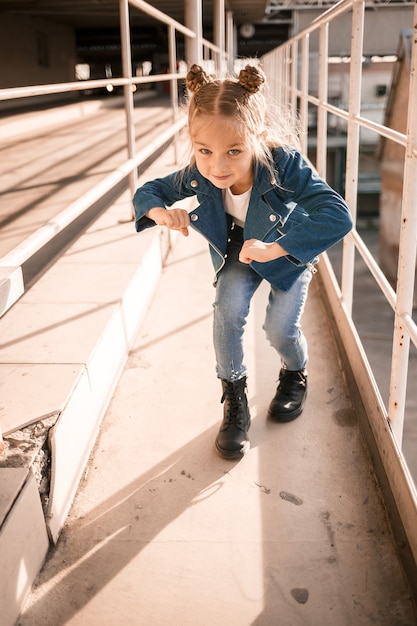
left=271, top=148, right=353, bottom=264
left=239, top=240, right=288, bottom=264
left=133, top=168, right=194, bottom=234
left=146, top=206, right=190, bottom=237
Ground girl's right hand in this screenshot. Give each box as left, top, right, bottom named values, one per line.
left=146, top=207, right=190, bottom=237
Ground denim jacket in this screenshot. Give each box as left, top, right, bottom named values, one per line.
left=133, top=147, right=352, bottom=291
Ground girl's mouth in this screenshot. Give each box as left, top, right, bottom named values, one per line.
left=213, top=174, right=230, bottom=181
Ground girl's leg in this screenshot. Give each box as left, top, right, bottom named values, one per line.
left=263, top=268, right=312, bottom=370
left=213, top=232, right=262, bottom=459
left=263, top=269, right=313, bottom=422
left=213, top=236, right=263, bottom=382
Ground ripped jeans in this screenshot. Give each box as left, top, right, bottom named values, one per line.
left=213, top=226, right=312, bottom=382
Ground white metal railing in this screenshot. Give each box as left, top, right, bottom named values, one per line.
left=0, top=0, right=224, bottom=448
left=263, top=0, right=417, bottom=563
left=0, top=0, right=224, bottom=321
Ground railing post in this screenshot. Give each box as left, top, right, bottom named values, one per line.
left=226, top=11, right=235, bottom=74
left=290, top=40, right=298, bottom=118
left=214, top=0, right=226, bottom=74
left=283, top=46, right=290, bottom=111
left=388, top=4, right=417, bottom=444
left=119, top=0, right=137, bottom=211
left=168, top=24, right=180, bottom=164
left=300, top=34, right=310, bottom=155
left=185, top=0, right=203, bottom=65
left=341, top=0, right=365, bottom=313
left=275, top=49, right=283, bottom=108
left=316, top=22, right=329, bottom=179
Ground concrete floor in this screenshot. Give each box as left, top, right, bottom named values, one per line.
left=0, top=92, right=169, bottom=257
left=1, top=96, right=416, bottom=625
left=19, top=217, right=416, bottom=624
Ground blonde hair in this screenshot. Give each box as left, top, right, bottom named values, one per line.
left=185, top=63, right=300, bottom=176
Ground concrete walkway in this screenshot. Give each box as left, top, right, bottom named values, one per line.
left=19, top=206, right=416, bottom=623
left=1, top=96, right=415, bottom=625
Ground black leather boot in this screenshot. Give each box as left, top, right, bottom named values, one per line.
left=267, top=368, right=307, bottom=422
left=215, top=377, right=251, bottom=460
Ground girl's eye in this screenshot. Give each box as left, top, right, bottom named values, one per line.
left=200, top=148, right=211, bottom=155
left=229, top=149, right=241, bottom=156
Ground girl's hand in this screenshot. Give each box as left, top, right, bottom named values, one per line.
left=239, top=239, right=288, bottom=264
left=146, top=207, right=190, bottom=237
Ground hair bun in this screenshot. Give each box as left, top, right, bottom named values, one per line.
left=186, top=64, right=211, bottom=93
left=238, top=65, right=265, bottom=94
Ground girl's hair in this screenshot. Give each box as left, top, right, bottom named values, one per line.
left=185, top=63, right=301, bottom=175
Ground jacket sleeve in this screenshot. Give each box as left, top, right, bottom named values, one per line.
left=273, top=149, right=353, bottom=264
left=133, top=168, right=195, bottom=232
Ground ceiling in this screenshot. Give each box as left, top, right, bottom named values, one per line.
left=0, top=0, right=270, bottom=28
left=0, top=0, right=294, bottom=61
left=0, top=0, right=413, bottom=28
left=1, top=0, right=411, bottom=63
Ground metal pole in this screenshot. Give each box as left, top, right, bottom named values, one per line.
left=388, top=3, right=417, bottom=445
left=185, top=0, right=203, bottom=65
left=280, top=49, right=286, bottom=110
left=290, top=40, right=298, bottom=116
left=316, top=21, right=329, bottom=179
left=341, top=0, right=365, bottom=313
left=300, top=35, right=309, bottom=155
left=119, top=0, right=137, bottom=213
left=226, top=11, right=234, bottom=74
left=214, top=0, right=225, bottom=74
left=129, top=0, right=195, bottom=38
left=168, top=24, right=179, bottom=163
left=283, top=47, right=290, bottom=111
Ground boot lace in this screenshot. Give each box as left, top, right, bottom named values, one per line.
left=221, top=384, right=246, bottom=428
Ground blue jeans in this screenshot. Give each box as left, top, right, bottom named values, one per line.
left=213, top=230, right=312, bottom=381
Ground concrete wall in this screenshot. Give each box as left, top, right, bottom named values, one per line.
left=0, top=13, right=77, bottom=109
left=295, top=7, right=414, bottom=56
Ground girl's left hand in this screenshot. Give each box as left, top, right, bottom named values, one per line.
left=239, top=239, right=288, bottom=264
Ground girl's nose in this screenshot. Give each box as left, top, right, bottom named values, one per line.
left=213, top=153, right=227, bottom=172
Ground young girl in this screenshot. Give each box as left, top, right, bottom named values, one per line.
left=133, top=64, right=352, bottom=460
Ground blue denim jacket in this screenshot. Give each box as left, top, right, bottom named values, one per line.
left=133, top=147, right=352, bottom=291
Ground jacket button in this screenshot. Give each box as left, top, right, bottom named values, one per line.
left=191, top=214, right=198, bottom=221
left=191, top=180, right=198, bottom=188
left=269, top=214, right=277, bottom=222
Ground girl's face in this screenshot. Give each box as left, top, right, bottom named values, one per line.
left=191, top=115, right=254, bottom=194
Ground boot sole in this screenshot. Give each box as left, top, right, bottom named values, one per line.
left=267, top=401, right=305, bottom=422
left=267, top=408, right=303, bottom=422
left=215, top=440, right=250, bottom=460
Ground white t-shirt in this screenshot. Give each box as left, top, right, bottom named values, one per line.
left=223, top=186, right=252, bottom=228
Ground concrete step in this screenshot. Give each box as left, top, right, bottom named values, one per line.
left=0, top=144, right=178, bottom=626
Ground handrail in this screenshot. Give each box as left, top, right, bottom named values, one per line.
left=0, top=0, right=223, bottom=320
left=0, top=73, right=185, bottom=100
left=128, top=0, right=196, bottom=37
left=0, top=117, right=186, bottom=271
left=0, top=0, right=217, bottom=455
left=262, top=0, right=417, bottom=564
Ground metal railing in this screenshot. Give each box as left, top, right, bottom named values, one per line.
left=0, top=0, right=223, bottom=321
left=263, top=0, right=417, bottom=563
left=0, top=0, right=224, bottom=451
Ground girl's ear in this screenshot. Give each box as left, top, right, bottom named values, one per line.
left=260, top=129, right=268, bottom=141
